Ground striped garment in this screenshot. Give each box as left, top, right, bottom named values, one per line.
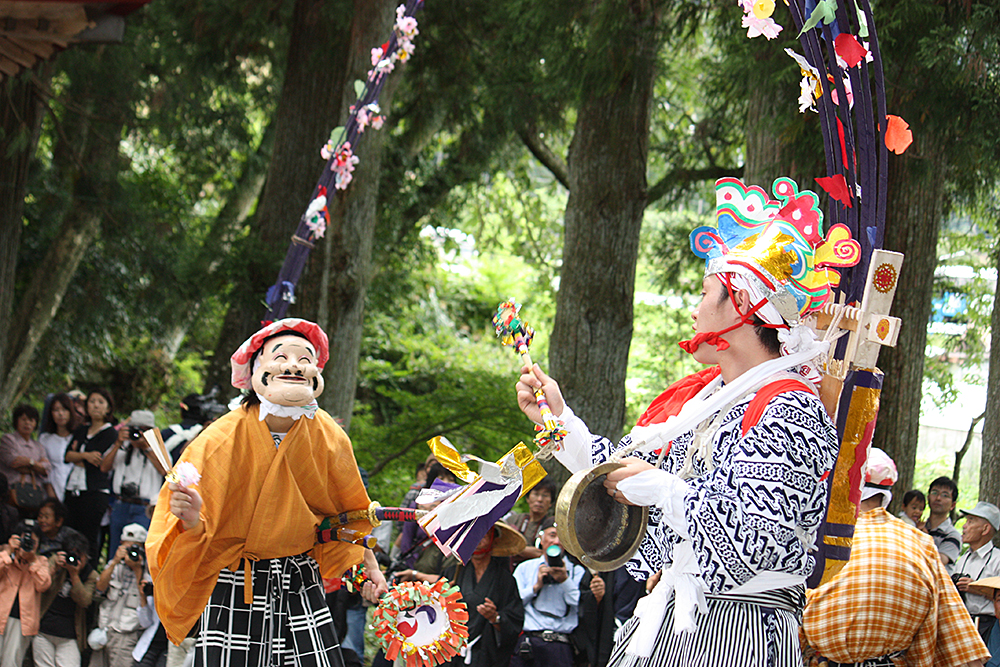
left=195, top=554, right=345, bottom=667
left=802, top=508, right=990, bottom=667
left=608, top=587, right=804, bottom=667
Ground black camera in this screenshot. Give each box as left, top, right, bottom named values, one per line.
left=543, top=544, right=565, bottom=584
left=126, top=545, right=145, bottom=563
left=66, top=553, right=79, bottom=566
left=128, top=427, right=144, bottom=441
left=19, top=531, right=35, bottom=553
left=120, top=482, right=140, bottom=502
left=951, top=572, right=968, bottom=601
left=143, top=581, right=154, bottom=597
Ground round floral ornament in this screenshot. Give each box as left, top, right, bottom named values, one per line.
left=372, top=579, right=469, bottom=667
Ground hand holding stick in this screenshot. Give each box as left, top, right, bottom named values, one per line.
left=493, top=299, right=567, bottom=455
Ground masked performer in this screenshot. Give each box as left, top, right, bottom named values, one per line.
left=147, top=319, right=387, bottom=667
left=517, top=178, right=856, bottom=667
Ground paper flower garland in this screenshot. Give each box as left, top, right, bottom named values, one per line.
left=372, top=579, right=469, bottom=667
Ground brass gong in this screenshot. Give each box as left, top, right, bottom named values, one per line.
left=555, top=461, right=648, bottom=571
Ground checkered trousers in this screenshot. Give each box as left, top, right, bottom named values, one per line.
left=195, top=554, right=346, bottom=667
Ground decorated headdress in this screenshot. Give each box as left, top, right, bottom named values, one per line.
left=860, top=447, right=896, bottom=508
left=230, top=318, right=330, bottom=390
left=691, top=177, right=862, bottom=327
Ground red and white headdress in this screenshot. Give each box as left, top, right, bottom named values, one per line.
left=230, top=319, right=330, bottom=390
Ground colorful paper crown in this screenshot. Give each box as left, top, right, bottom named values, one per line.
left=690, top=177, right=861, bottom=325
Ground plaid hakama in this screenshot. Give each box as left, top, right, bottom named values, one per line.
left=607, top=586, right=805, bottom=667
left=196, top=554, right=346, bottom=667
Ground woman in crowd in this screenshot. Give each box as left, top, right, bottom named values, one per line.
left=38, top=394, right=80, bottom=503
left=64, top=388, right=118, bottom=563
left=0, top=404, right=55, bottom=517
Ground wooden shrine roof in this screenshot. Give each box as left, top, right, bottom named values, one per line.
left=0, top=1, right=150, bottom=80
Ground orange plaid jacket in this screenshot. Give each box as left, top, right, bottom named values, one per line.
left=801, top=508, right=990, bottom=667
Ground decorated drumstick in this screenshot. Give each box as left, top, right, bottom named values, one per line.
left=493, top=299, right=568, bottom=449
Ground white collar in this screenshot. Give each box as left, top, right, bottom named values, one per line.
left=255, top=394, right=318, bottom=422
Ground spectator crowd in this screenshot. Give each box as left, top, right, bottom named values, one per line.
left=0, top=389, right=220, bottom=667
left=2, top=389, right=998, bottom=667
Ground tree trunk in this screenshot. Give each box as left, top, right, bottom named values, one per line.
left=0, top=70, right=46, bottom=387
left=0, top=45, right=132, bottom=416
left=295, top=0, right=397, bottom=429
left=871, top=143, right=945, bottom=504
left=203, top=0, right=351, bottom=392
left=981, top=244, right=1000, bottom=506
left=548, top=0, right=661, bottom=476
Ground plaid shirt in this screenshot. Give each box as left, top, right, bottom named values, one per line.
left=802, top=508, right=990, bottom=667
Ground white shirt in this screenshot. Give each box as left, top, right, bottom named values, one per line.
left=38, top=432, right=73, bottom=501
left=512, top=555, right=584, bottom=634
left=111, top=444, right=167, bottom=502
left=955, top=542, right=1000, bottom=616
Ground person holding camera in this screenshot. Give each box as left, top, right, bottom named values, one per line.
left=511, top=518, right=584, bottom=667
left=102, top=410, right=169, bottom=557
left=34, top=532, right=98, bottom=667
left=0, top=522, right=52, bottom=666
left=954, top=502, right=1000, bottom=644
left=92, top=524, right=153, bottom=667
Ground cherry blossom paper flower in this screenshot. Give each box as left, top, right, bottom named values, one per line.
left=742, top=13, right=782, bottom=39
left=320, top=138, right=337, bottom=160
left=171, top=461, right=201, bottom=488
left=371, top=47, right=384, bottom=67
left=331, top=142, right=360, bottom=190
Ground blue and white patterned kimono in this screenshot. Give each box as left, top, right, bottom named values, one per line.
left=554, top=377, right=839, bottom=667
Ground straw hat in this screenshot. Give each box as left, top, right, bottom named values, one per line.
left=490, top=521, right=526, bottom=557
left=967, top=576, right=1000, bottom=600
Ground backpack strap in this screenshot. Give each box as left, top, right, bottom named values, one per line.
left=741, top=379, right=815, bottom=437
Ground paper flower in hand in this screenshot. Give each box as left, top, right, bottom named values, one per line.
left=168, top=461, right=201, bottom=488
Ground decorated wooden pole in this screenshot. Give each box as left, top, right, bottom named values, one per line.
left=808, top=249, right=903, bottom=586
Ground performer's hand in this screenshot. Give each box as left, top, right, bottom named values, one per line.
left=362, top=570, right=388, bottom=604
left=516, top=364, right=565, bottom=423
left=604, top=457, right=654, bottom=505
left=589, top=574, right=605, bottom=603
left=168, top=482, right=203, bottom=531
left=361, top=549, right=388, bottom=604
left=645, top=569, right=661, bottom=594
left=477, top=597, right=498, bottom=624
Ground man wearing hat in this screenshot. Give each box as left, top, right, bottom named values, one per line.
left=147, top=319, right=387, bottom=667
left=93, top=523, right=152, bottom=667
left=955, top=501, right=1000, bottom=643
left=101, top=409, right=169, bottom=557
left=517, top=178, right=848, bottom=666
left=801, top=449, right=989, bottom=667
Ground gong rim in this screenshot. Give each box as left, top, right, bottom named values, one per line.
left=555, top=461, right=648, bottom=572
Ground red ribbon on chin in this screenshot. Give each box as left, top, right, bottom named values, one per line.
left=678, top=331, right=730, bottom=354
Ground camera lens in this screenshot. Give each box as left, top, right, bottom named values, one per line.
left=129, top=427, right=143, bottom=440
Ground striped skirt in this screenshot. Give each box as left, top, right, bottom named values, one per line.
left=196, top=554, right=346, bottom=667
left=607, top=586, right=805, bottom=667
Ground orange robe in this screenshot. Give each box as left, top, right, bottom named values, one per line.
left=146, top=405, right=371, bottom=645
